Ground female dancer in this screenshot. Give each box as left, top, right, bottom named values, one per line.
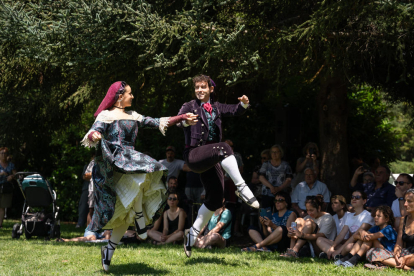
left=176, top=75, right=259, bottom=257
left=81, top=81, right=196, bottom=271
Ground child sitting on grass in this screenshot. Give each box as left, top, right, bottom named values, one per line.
left=336, top=205, right=397, bottom=267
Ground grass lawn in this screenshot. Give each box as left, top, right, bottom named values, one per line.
left=0, top=220, right=411, bottom=276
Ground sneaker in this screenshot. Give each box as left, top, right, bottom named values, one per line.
left=342, top=261, right=355, bottom=268
left=235, top=183, right=260, bottom=209
left=319, top=252, right=328, bottom=259
left=334, top=259, right=344, bottom=266
left=334, top=254, right=343, bottom=261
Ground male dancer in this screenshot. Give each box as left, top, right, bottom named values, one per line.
left=177, top=75, right=259, bottom=257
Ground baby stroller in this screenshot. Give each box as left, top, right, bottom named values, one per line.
left=11, top=172, right=60, bottom=240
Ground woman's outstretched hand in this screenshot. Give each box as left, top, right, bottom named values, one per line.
left=92, top=132, right=102, bottom=142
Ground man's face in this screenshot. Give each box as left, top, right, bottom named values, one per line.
left=166, top=151, right=175, bottom=162
left=396, top=175, right=412, bottom=194
left=194, top=81, right=213, bottom=102
left=305, top=169, right=316, bottom=185
left=374, top=166, right=389, bottom=183
left=168, top=178, right=178, bottom=191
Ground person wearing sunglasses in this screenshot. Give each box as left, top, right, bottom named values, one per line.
left=350, top=165, right=396, bottom=211
left=242, top=191, right=296, bottom=252
left=391, top=174, right=413, bottom=230
left=328, top=191, right=374, bottom=263
left=147, top=193, right=187, bottom=245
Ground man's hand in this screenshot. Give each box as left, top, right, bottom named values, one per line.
left=354, top=166, right=366, bottom=176
left=185, top=113, right=198, bottom=126
left=238, top=95, right=249, bottom=105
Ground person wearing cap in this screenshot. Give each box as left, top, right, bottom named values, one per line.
left=159, top=146, right=191, bottom=180
left=176, top=74, right=259, bottom=258
left=81, top=81, right=197, bottom=272
left=316, top=195, right=352, bottom=259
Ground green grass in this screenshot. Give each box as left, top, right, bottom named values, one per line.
left=0, top=220, right=411, bottom=276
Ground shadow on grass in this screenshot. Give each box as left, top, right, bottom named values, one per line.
left=185, top=256, right=248, bottom=267
left=105, top=262, right=168, bottom=275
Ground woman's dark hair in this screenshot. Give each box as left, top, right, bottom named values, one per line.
left=275, top=191, right=292, bottom=210
left=114, top=81, right=128, bottom=101
left=305, top=195, right=323, bottom=210
left=372, top=205, right=395, bottom=227
left=352, top=190, right=368, bottom=200
left=193, top=75, right=214, bottom=87
left=167, top=191, right=180, bottom=201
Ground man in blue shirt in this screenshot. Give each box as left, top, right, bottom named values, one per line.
left=350, top=165, right=396, bottom=211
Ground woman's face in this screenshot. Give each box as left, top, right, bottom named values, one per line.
left=351, top=192, right=366, bottom=208
left=167, top=194, right=179, bottom=207
left=274, top=196, right=287, bottom=211
left=331, top=199, right=344, bottom=213
left=0, top=150, right=8, bottom=162
left=270, top=147, right=282, bottom=161
left=306, top=203, right=320, bottom=218
left=119, top=85, right=134, bottom=108
left=363, top=175, right=374, bottom=184
left=404, top=193, right=414, bottom=213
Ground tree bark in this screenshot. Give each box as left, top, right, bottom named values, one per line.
left=318, top=76, right=350, bottom=198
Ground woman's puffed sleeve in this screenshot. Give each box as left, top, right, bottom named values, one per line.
left=81, top=121, right=107, bottom=148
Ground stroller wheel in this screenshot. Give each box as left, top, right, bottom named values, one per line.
left=12, top=224, right=21, bottom=239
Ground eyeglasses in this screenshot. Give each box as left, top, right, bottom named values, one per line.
left=395, top=181, right=409, bottom=186
left=351, top=195, right=362, bottom=200
left=168, top=197, right=178, bottom=201
left=274, top=199, right=285, bottom=203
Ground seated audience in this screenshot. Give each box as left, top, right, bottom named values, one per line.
left=281, top=196, right=336, bottom=258
left=317, top=195, right=351, bottom=258
left=194, top=199, right=232, bottom=249
left=242, top=191, right=296, bottom=252
left=392, top=174, right=413, bottom=229
left=367, top=188, right=414, bottom=270
left=291, top=168, right=331, bottom=217
left=291, top=142, right=320, bottom=189
left=159, top=146, right=191, bottom=180
left=329, top=191, right=374, bottom=261
left=363, top=172, right=374, bottom=184
left=258, top=145, right=293, bottom=208
left=250, top=149, right=271, bottom=192
left=185, top=171, right=204, bottom=204
left=336, top=205, right=396, bottom=268
left=147, top=192, right=186, bottom=245
left=350, top=165, right=396, bottom=210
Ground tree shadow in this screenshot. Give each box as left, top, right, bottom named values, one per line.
left=185, top=256, right=248, bottom=267
left=106, top=263, right=168, bottom=275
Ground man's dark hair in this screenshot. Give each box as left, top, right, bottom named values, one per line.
left=168, top=176, right=178, bottom=182
left=378, top=165, right=391, bottom=175
left=193, top=75, right=213, bottom=87
left=399, top=173, right=414, bottom=185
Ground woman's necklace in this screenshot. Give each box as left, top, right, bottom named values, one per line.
left=113, top=106, right=125, bottom=109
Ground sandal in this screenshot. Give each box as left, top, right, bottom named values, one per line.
left=257, top=246, right=272, bottom=253
left=241, top=245, right=259, bottom=252
left=101, top=240, right=117, bottom=272
left=280, top=248, right=298, bottom=258
left=55, top=238, right=65, bottom=242
left=364, top=263, right=386, bottom=270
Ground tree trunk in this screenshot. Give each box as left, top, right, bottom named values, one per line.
left=318, top=76, right=350, bottom=198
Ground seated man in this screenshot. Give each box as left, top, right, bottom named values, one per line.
left=291, top=168, right=331, bottom=218
left=350, top=165, right=396, bottom=210
left=194, top=199, right=232, bottom=249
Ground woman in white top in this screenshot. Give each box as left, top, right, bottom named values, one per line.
left=316, top=195, right=351, bottom=258
left=324, top=191, right=374, bottom=261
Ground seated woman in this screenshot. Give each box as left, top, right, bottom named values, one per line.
left=282, top=195, right=336, bottom=258
left=147, top=192, right=186, bottom=245
left=59, top=230, right=112, bottom=242
left=336, top=205, right=397, bottom=268
left=330, top=191, right=375, bottom=262
left=242, top=191, right=296, bottom=252
left=317, top=195, right=351, bottom=258
left=194, top=199, right=232, bottom=249
left=366, top=189, right=414, bottom=270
